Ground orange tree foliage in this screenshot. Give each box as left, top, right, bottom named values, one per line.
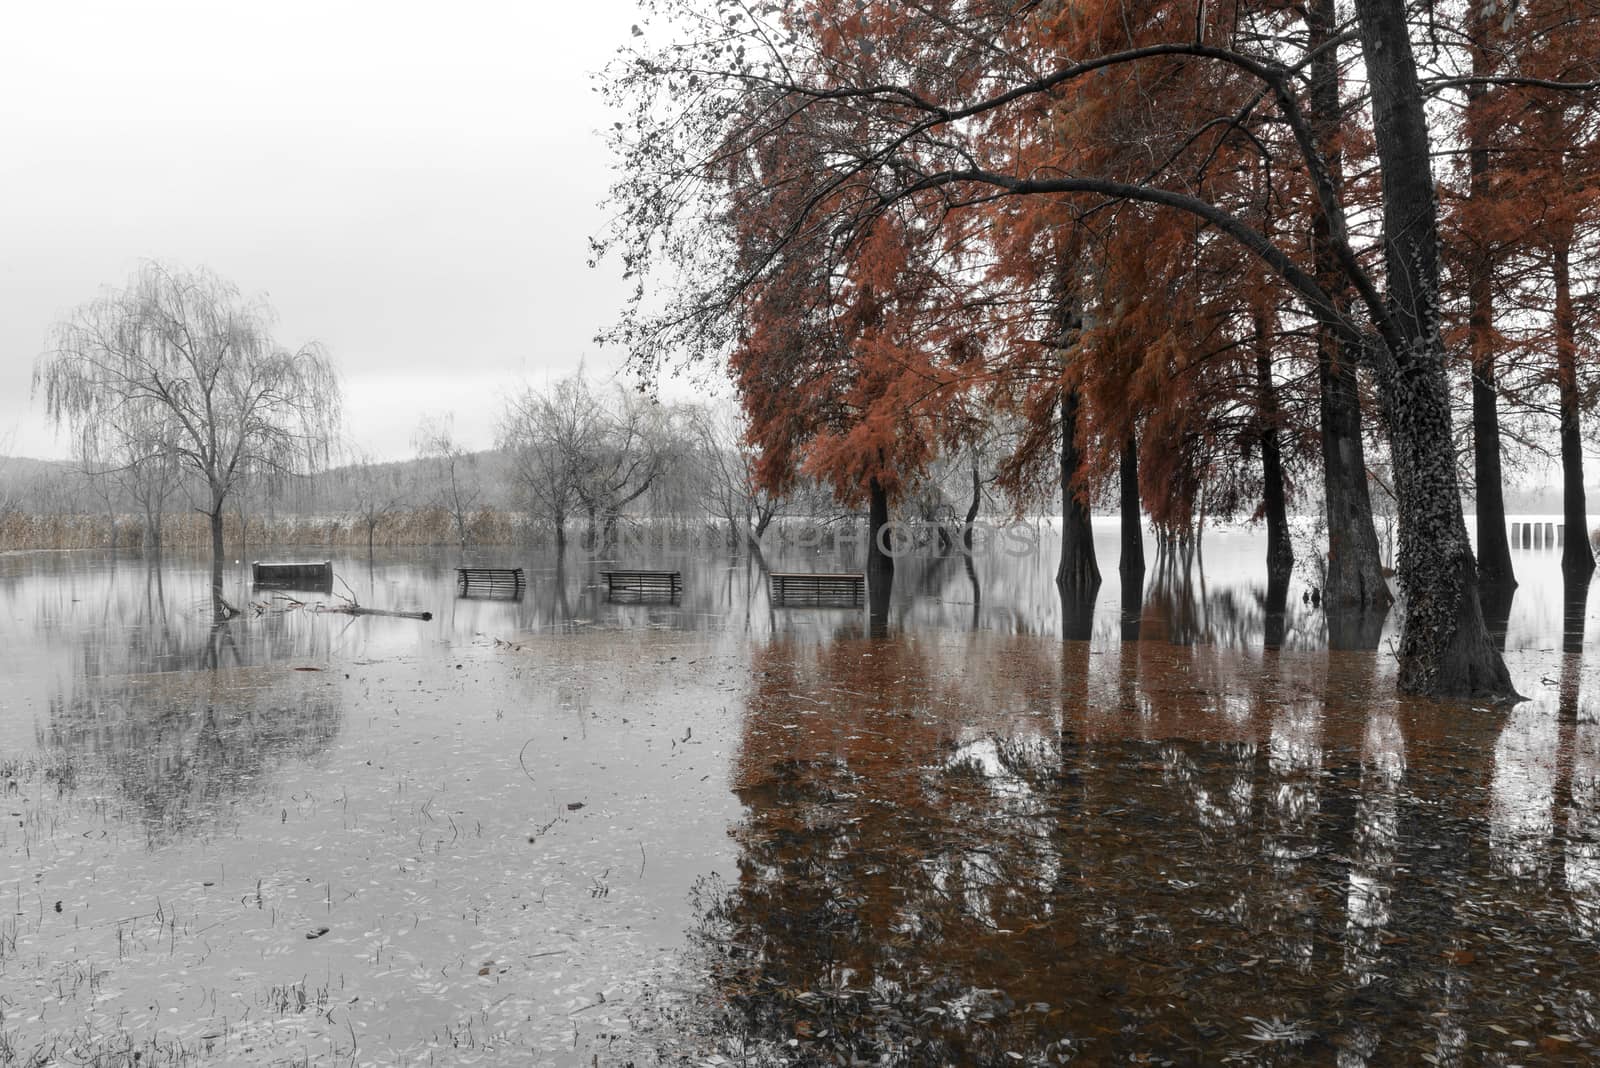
left=704, top=0, right=1001, bottom=508
left=597, top=0, right=1548, bottom=695
left=1439, top=0, right=1600, bottom=579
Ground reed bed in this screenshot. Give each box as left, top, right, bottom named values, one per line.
left=0, top=507, right=523, bottom=552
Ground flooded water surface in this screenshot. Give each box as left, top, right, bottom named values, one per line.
left=2, top=520, right=1598, bottom=1065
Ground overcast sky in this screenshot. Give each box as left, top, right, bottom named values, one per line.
left=0, top=0, right=678, bottom=462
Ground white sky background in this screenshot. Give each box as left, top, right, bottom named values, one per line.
left=0, top=0, right=681, bottom=462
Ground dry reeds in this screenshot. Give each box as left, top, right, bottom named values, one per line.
left=0, top=508, right=534, bottom=552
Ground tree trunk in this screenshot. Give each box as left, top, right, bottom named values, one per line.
left=1056, top=389, right=1102, bottom=597
left=1472, top=357, right=1516, bottom=588
left=1254, top=307, right=1294, bottom=588
left=1309, top=0, right=1390, bottom=611
left=1119, top=434, right=1144, bottom=578
left=1465, top=30, right=1516, bottom=595
left=1354, top=0, right=1515, bottom=697
left=867, top=476, right=894, bottom=578
left=1554, top=237, right=1595, bottom=582
left=962, top=458, right=981, bottom=552
left=209, top=497, right=230, bottom=623
left=867, top=476, right=893, bottom=634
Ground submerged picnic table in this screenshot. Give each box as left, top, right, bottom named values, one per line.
left=600, top=569, right=682, bottom=599
left=768, top=572, right=866, bottom=606
left=455, top=567, right=525, bottom=598
left=253, top=560, right=333, bottom=589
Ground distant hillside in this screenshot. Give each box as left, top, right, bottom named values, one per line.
left=0, top=455, right=76, bottom=483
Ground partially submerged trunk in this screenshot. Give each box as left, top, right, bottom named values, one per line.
left=1309, top=0, right=1390, bottom=611
left=1553, top=237, right=1595, bottom=583
left=208, top=495, right=234, bottom=623
left=1472, top=354, right=1516, bottom=591
left=1253, top=306, right=1294, bottom=589
left=868, top=477, right=893, bottom=637
left=1465, top=29, right=1516, bottom=595
left=1119, top=434, right=1144, bottom=578
left=1354, top=0, right=1515, bottom=697
left=1056, top=390, right=1102, bottom=597
left=867, top=476, right=894, bottom=579
left=1320, top=342, right=1389, bottom=610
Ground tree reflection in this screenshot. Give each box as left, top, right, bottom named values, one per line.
left=1479, top=580, right=1515, bottom=651
left=43, top=670, right=342, bottom=845
left=1060, top=580, right=1096, bottom=641
left=1563, top=573, right=1590, bottom=654
left=1120, top=565, right=1144, bottom=642
left=665, top=633, right=1600, bottom=1063
left=1325, top=603, right=1389, bottom=651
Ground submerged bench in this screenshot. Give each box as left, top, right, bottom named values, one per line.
left=600, top=569, right=682, bottom=599
left=253, top=560, right=333, bottom=590
left=456, top=567, right=525, bottom=599
left=769, top=572, right=865, bottom=606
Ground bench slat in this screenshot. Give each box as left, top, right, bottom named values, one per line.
left=600, top=569, right=682, bottom=599
left=456, top=567, right=525, bottom=599
left=769, top=572, right=866, bottom=606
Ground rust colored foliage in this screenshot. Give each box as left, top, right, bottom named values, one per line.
left=598, top=0, right=1554, bottom=694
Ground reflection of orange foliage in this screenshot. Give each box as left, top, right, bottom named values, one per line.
left=735, top=634, right=1060, bottom=797
left=703, top=631, right=1574, bottom=1061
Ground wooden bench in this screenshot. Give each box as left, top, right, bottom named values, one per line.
left=456, top=567, right=525, bottom=599
left=769, top=572, right=865, bottom=606
left=253, top=560, right=333, bottom=590
left=600, top=569, right=682, bottom=599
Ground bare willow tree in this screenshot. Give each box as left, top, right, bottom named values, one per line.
left=35, top=262, right=341, bottom=619
left=684, top=400, right=780, bottom=550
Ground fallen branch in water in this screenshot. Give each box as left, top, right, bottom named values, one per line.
left=317, top=604, right=433, bottom=621
left=249, top=591, right=433, bottom=621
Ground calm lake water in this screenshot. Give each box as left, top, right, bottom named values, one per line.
left=1, top=517, right=1597, bottom=1065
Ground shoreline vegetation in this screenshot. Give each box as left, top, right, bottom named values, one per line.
left=1, top=505, right=1594, bottom=557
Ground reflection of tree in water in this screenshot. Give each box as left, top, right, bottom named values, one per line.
left=1568, top=708, right=1600, bottom=938
left=1140, top=550, right=1319, bottom=650
left=43, top=670, right=341, bottom=845
left=670, top=633, right=1600, bottom=1064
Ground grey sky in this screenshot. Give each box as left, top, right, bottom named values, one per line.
left=1, top=0, right=657, bottom=462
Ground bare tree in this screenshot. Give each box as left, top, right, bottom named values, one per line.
left=499, top=378, right=590, bottom=551
left=684, top=399, right=780, bottom=550
left=499, top=372, right=671, bottom=552
left=343, top=450, right=407, bottom=559
left=571, top=381, right=671, bottom=549
left=413, top=414, right=480, bottom=551
left=36, top=262, right=341, bottom=619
